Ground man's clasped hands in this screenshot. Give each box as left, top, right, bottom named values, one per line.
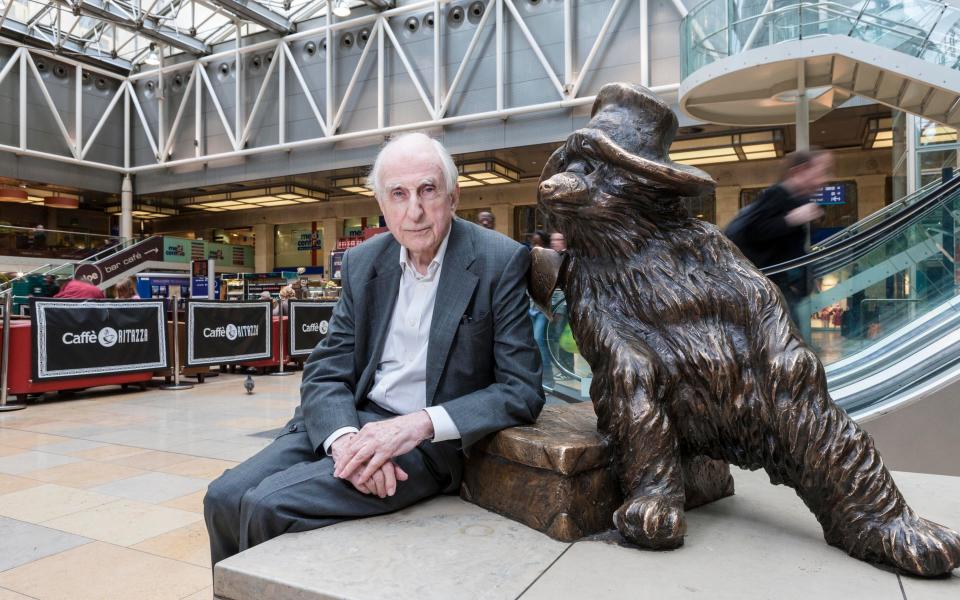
left=330, top=411, right=435, bottom=498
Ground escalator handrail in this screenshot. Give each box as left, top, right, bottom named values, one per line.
left=761, top=176, right=960, bottom=277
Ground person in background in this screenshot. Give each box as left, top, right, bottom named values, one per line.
left=114, top=277, right=140, bottom=299
left=529, top=230, right=548, bottom=249
left=43, top=275, right=60, bottom=297
left=725, top=149, right=833, bottom=323
left=549, top=231, right=567, bottom=252
left=528, top=230, right=554, bottom=389
left=478, top=211, right=496, bottom=230
left=53, top=279, right=104, bottom=299
left=273, top=285, right=295, bottom=316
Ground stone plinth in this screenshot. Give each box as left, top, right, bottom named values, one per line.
left=460, top=402, right=734, bottom=541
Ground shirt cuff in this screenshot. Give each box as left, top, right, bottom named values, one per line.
left=423, top=406, right=461, bottom=442
left=322, top=426, right=360, bottom=455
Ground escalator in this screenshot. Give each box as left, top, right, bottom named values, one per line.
left=543, top=174, right=960, bottom=427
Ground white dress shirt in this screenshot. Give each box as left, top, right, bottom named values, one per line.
left=322, top=230, right=461, bottom=454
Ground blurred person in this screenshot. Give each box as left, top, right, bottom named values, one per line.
left=477, top=211, right=495, bottom=230
left=725, top=150, right=832, bottom=320
left=53, top=278, right=104, bottom=299
left=529, top=230, right=548, bottom=249
left=273, top=285, right=295, bottom=316
left=114, top=277, right=140, bottom=299
left=43, top=274, right=60, bottom=297
left=549, top=231, right=567, bottom=252
left=528, top=230, right=554, bottom=388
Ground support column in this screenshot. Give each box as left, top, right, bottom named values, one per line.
left=854, top=174, right=888, bottom=219
left=491, top=204, right=513, bottom=238
left=906, top=114, right=918, bottom=195
left=795, top=61, right=809, bottom=152
left=714, top=186, right=742, bottom=229
left=121, top=174, right=133, bottom=240
left=253, top=223, right=275, bottom=273
left=321, top=217, right=342, bottom=277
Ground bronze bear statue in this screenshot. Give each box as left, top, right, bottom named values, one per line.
left=532, top=82, right=960, bottom=577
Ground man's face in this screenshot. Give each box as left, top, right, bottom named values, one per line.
left=478, top=212, right=495, bottom=229
left=792, top=154, right=834, bottom=197
left=550, top=233, right=566, bottom=252
left=377, top=145, right=458, bottom=257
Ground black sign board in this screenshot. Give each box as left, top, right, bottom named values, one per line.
left=75, top=237, right=163, bottom=286
left=31, top=299, right=167, bottom=381
left=288, top=301, right=336, bottom=357
left=185, top=300, right=272, bottom=366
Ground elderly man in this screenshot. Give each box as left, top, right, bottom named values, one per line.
left=203, top=133, right=545, bottom=565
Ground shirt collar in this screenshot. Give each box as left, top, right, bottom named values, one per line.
left=399, top=224, right=452, bottom=280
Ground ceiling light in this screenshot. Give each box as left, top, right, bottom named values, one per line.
left=863, top=117, right=894, bottom=150
left=44, top=195, right=80, bottom=209
left=456, top=160, right=521, bottom=187
left=332, top=0, right=352, bottom=18
left=670, top=130, right=783, bottom=166
left=333, top=176, right=377, bottom=197
left=186, top=185, right=327, bottom=210
left=0, top=187, right=28, bottom=203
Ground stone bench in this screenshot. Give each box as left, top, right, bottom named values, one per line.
left=460, top=402, right=735, bottom=541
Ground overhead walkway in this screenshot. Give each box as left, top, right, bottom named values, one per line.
left=678, top=0, right=960, bottom=126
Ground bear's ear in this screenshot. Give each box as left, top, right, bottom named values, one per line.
left=529, top=247, right=567, bottom=318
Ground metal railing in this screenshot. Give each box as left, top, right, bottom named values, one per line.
left=682, top=0, right=960, bottom=79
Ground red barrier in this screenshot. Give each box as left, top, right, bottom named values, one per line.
left=0, top=321, right=152, bottom=403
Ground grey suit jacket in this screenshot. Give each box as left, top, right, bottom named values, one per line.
left=291, top=218, right=545, bottom=484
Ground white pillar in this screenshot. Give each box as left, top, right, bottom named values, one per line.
left=906, top=114, right=918, bottom=195
left=121, top=174, right=133, bottom=240
left=795, top=61, right=810, bottom=152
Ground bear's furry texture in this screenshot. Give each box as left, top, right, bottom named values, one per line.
left=537, top=83, right=960, bottom=577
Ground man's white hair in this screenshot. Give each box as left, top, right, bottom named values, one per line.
left=367, top=133, right=458, bottom=198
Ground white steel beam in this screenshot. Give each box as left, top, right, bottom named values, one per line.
left=502, top=0, right=564, bottom=98
left=215, top=0, right=294, bottom=33
left=75, top=64, right=83, bottom=156
left=68, top=0, right=210, bottom=55
left=127, top=80, right=160, bottom=159
left=81, top=81, right=126, bottom=159
left=278, top=42, right=286, bottom=145
left=571, top=0, right=628, bottom=98
left=282, top=42, right=327, bottom=136
left=439, top=0, right=494, bottom=118
left=198, top=64, right=238, bottom=150
left=381, top=16, right=435, bottom=119
left=26, top=50, right=76, bottom=156
left=334, top=19, right=380, bottom=131
left=160, top=64, right=199, bottom=160
left=240, top=44, right=281, bottom=147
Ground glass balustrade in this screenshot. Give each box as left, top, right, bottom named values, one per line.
left=682, top=0, right=960, bottom=80
left=0, top=225, right=123, bottom=263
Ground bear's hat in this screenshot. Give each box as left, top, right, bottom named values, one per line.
left=543, top=83, right=714, bottom=196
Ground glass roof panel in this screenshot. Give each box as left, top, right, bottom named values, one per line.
left=0, top=0, right=372, bottom=72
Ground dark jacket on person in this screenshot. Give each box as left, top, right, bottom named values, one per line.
left=289, top=217, right=545, bottom=491
left=725, top=183, right=812, bottom=298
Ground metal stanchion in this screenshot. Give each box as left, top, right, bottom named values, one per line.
left=160, top=294, right=194, bottom=390
left=270, top=308, right=294, bottom=377
left=0, top=293, right=27, bottom=412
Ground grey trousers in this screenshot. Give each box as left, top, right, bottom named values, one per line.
left=203, top=409, right=458, bottom=566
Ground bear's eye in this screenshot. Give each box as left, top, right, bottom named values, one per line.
left=566, top=157, right=594, bottom=176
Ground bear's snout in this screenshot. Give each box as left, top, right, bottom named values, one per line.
left=539, top=172, right=588, bottom=206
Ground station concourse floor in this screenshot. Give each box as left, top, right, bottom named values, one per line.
left=0, top=373, right=957, bottom=600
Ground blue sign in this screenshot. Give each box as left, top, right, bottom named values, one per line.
left=190, top=277, right=221, bottom=299
left=813, top=184, right=846, bottom=205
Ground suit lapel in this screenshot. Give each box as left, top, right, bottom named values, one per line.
left=426, top=219, right=478, bottom=406
left=356, top=239, right=402, bottom=400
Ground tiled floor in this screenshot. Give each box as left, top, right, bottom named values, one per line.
left=0, top=372, right=300, bottom=600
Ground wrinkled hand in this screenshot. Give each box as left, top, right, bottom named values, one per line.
left=330, top=432, right=411, bottom=498
left=333, top=412, right=433, bottom=488
left=785, top=203, right=824, bottom=226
